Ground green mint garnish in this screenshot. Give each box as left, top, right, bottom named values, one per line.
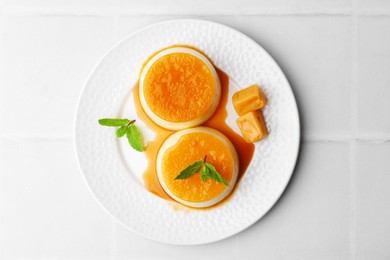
left=98, top=118, right=144, bottom=152
left=200, top=165, right=210, bottom=182
left=205, top=162, right=229, bottom=186
left=174, top=155, right=229, bottom=186
left=98, top=118, right=130, bottom=126
left=116, top=126, right=128, bottom=137
left=174, top=160, right=203, bottom=180
left=127, top=124, right=143, bottom=152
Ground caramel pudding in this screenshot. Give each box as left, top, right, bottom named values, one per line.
left=132, top=46, right=255, bottom=208
left=139, top=47, right=221, bottom=130
left=156, top=127, right=239, bottom=208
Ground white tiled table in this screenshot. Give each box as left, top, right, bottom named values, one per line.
left=1, top=1, right=390, bottom=259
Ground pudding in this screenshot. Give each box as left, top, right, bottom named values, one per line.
left=156, top=127, right=239, bottom=208
left=139, top=47, right=221, bottom=130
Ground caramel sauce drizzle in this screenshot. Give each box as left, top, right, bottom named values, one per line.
left=132, top=45, right=255, bottom=207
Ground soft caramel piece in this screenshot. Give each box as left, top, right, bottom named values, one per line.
left=232, top=85, right=267, bottom=116
left=236, top=110, right=268, bottom=143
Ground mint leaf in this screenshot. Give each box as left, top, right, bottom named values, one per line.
left=126, top=125, right=143, bottom=152
left=98, top=118, right=130, bottom=127
left=200, top=166, right=210, bottom=182
left=205, top=163, right=229, bottom=186
left=175, top=160, right=203, bottom=180
left=99, top=118, right=144, bottom=152
left=116, top=126, right=128, bottom=137
left=174, top=156, right=230, bottom=186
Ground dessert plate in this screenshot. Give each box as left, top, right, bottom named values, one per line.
left=74, top=19, right=300, bottom=245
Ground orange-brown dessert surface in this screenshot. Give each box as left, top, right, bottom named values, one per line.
left=133, top=45, right=255, bottom=208
left=143, top=52, right=215, bottom=122
left=161, top=132, right=234, bottom=203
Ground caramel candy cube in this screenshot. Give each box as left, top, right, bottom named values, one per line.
left=236, top=110, right=268, bottom=143
left=232, top=84, right=267, bottom=116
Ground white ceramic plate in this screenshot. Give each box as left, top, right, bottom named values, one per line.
left=75, top=19, right=300, bottom=245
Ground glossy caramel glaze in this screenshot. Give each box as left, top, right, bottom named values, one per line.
left=132, top=45, right=255, bottom=207
left=143, top=52, right=215, bottom=122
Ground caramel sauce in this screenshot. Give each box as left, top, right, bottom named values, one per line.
left=204, top=70, right=255, bottom=185
left=133, top=84, right=173, bottom=200
left=132, top=45, right=255, bottom=208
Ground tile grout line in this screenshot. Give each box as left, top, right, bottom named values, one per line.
left=2, top=9, right=390, bottom=17
left=0, top=10, right=350, bottom=17
left=350, top=2, right=359, bottom=259
left=0, top=15, right=4, bottom=256
left=1, top=134, right=390, bottom=142
left=231, top=235, right=240, bottom=259
left=110, top=220, right=118, bottom=260
left=1, top=8, right=390, bottom=17
left=0, top=134, right=73, bottom=140
left=350, top=140, right=357, bottom=260
left=113, top=13, right=120, bottom=42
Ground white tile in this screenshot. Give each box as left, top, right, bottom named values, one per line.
left=356, top=17, right=390, bottom=136
left=355, top=142, right=390, bottom=260
left=114, top=222, right=237, bottom=260
left=113, top=142, right=351, bottom=259
left=115, top=16, right=170, bottom=41
left=117, top=16, right=353, bottom=138
left=0, top=139, right=112, bottom=259
left=218, top=16, right=353, bottom=138
left=356, top=0, right=390, bottom=13
left=0, top=16, right=115, bottom=136
left=114, top=0, right=352, bottom=14
left=231, top=142, right=351, bottom=259
left=0, top=0, right=115, bottom=13
left=0, top=0, right=352, bottom=14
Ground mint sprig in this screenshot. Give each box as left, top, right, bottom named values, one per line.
left=175, top=160, right=203, bottom=180
left=116, top=126, right=128, bottom=137
left=205, top=162, right=229, bottom=186
left=98, top=118, right=144, bottom=152
left=174, top=156, right=229, bottom=186
left=126, top=124, right=143, bottom=152
left=98, top=118, right=130, bottom=126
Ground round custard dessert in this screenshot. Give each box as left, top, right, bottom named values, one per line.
left=157, top=127, right=239, bottom=208
left=139, top=47, right=221, bottom=130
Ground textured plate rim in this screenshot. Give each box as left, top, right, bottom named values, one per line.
left=74, top=18, right=300, bottom=245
